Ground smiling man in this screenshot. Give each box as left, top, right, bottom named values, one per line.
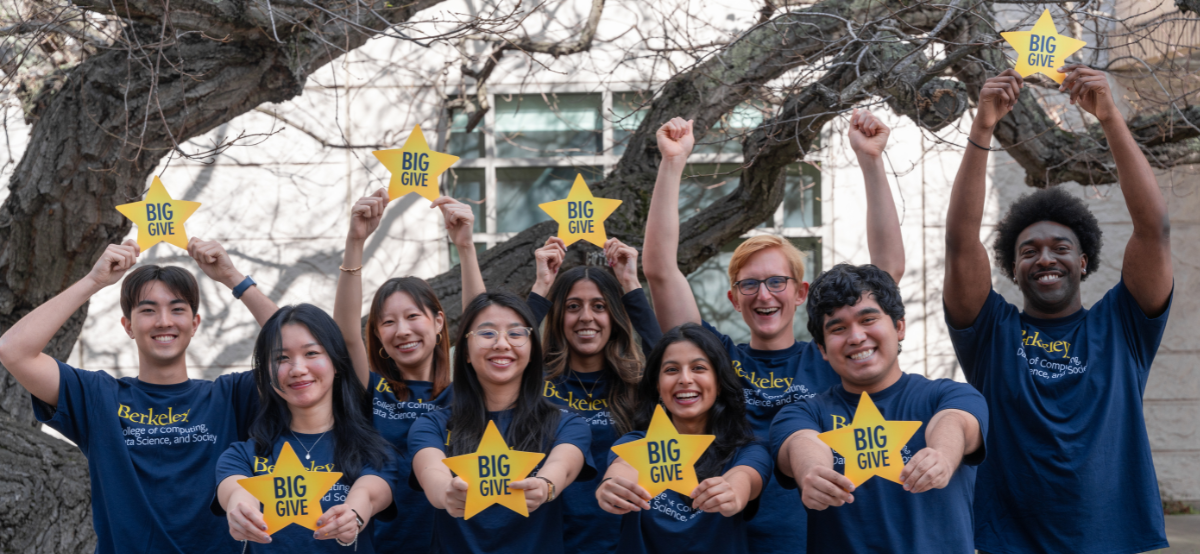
left=943, top=67, right=1174, bottom=554
left=0, top=238, right=277, bottom=554
left=642, top=111, right=905, bottom=553
left=770, top=264, right=987, bottom=553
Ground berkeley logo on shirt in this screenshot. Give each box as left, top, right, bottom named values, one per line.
left=373, top=379, right=442, bottom=421
left=1017, top=328, right=1088, bottom=380
left=543, top=381, right=608, bottom=412
left=117, top=404, right=218, bottom=446
left=733, top=361, right=793, bottom=390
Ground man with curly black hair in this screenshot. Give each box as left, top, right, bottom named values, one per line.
left=944, top=67, right=1173, bottom=554
left=771, top=264, right=987, bottom=553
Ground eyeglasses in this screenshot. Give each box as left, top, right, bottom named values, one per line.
left=466, top=327, right=534, bottom=347
left=733, top=276, right=795, bottom=296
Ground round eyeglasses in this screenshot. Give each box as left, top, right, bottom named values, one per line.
left=466, top=327, right=534, bottom=347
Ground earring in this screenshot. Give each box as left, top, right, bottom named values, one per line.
left=379, top=347, right=390, bottom=359
left=1082, top=267, right=1087, bottom=274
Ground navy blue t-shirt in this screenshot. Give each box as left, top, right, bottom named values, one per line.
left=215, top=434, right=398, bottom=553
left=531, top=288, right=661, bottom=554
left=369, top=373, right=452, bottom=552
left=769, top=372, right=988, bottom=553
left=701, top=320, right=840, bottom=554
left=32, top=361, right=258, bottom=554
left=609, top=431, right=772, bottom=554
left=407, top=406, right=596, bottom=554
left=947, top=281, right=1172, bottom=554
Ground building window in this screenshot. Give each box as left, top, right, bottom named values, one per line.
left=442, top=90, right=826, bottom=321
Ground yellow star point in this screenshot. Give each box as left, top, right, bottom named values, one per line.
left=609, top=405, right=715, bottom=498
left=114, top=176, right=201, bottom=251
left=237, top=442, right=343, bottom=534
left=817, top=392, right=922, bottom=487
left=538, top=174, right=622, bottom=248
left=1001, top=9, right=1087, bottom=84
left=372, top=125, right=460, bottom=203
left=441, top=420, right=546, bottom=519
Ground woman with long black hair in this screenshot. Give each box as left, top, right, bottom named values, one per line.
left=216, top=304, right=396, bottom=551
left=332, top=189, right=485, bottom=552
left=524, top=236, right=660, bottom=554
left=409, top=292, right=595, bottom=554
left=597, top=323, right=770, bottom=554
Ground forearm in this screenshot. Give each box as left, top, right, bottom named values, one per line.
left=603, top=458, right=639, bottom=481
left=783, top=433, right=834, bottom=481
left=1102, top=115, right=1164, bottom=233
left=724, top=466, right=762, bottom=504
left=942, top=123, right=996, bottom=328
left=414, top=449, right=453, bottom=509
left=642, top=158, right=686, bottom=281
left=218, top=476, right=251, bottom=511
left=346, top=475, right=392, bottom=522
left=237, top=287, right=279, bottom=327
left=539, top=444, right=586, bottom=490
left=858, top=153, right=904, bottom=283
left=0, top=276, right=98, bottom=363
left=334, top=239, right=370, bottom=387
left=456, top=242, right=486, bottom=311
left=926, top=410, right=977, bottom=465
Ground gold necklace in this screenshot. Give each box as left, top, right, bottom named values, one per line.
left=571, top=370, right=601, bottom=398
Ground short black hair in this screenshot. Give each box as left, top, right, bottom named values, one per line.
left=806, top=264, right=904, bottom=348
left=119, top=265, right=200, bottom=318
left=993, top=187, right=1102, bottom=281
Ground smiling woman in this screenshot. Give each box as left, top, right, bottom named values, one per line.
left=215, top=305, right=397, bottom=552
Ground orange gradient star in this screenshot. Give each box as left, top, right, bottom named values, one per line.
left=538, top=174, right=622, bottom=248
left=442, top=420, right=546, bottom=519
left=372, top=125, right=460, bottom=202
left=817, top=392, right=923, bottom=487
left=1001, top=9, right=1087, bottom=84
left=115, top=176, right=201, bottom=251
left=610, top=405, right=714, bottom=498
left=237, top=442, right=343, bottom=534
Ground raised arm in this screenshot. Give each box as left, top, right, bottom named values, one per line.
left=188, top=238, right=279, bottom=326
left=642, top=117, right=701, bottom=332
left=778, top=429, right=856, bottom=510
left=1059, top=65, right=1172, bottom=316
left=334, top=188, right=388, bottom=389
left=849, top=109, right=905, bottom=283
left=898, top=408, right=982, bottom=493
left=0, top=240, right=140, bottom=406
left=944, top=70, right=1024, bottom=329
left=530, top=237, right=566, bottom=298
left=432, top=196, right=484, bottom=311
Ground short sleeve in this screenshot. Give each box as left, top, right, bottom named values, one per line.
left=1109, top=279, right=1172, bottom=371
left=768, top=401, right=823, bottom=490
left=554, top=412, right=597, bottom=481
left=31, top=361, right=115, bottom=451
left=357, top=459, right=400, bottom=522
left=526, top=292, right=553, bottom=327
left=945, top=290, right=1014, bottom=384
left=933, top=380, right=990, bottom=466
left=621, top=289, right=662, bottom=358
left=216, top=370, right=259, bottom=440
left=700, top=321, right=737, bottom=352
left=406, top=413, right=449, bottom=491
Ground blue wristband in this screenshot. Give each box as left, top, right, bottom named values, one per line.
left=232, top=275, right=256, bottom=299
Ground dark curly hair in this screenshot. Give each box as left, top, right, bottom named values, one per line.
left=806, top=264, right=905, bottom=348
left=992, top=187, right=1102, bottom=281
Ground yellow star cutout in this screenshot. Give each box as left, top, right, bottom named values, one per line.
left=610, top=405, right=715, bottom=498
left=115, top=176, right=201, bottom=251
left=441, top=420, right=546, bottom=519
left=817, top=392, right=923, bottom=487
left=372, top=125, right=460, bottom=203
left=1001, top=9, right=1087, bottom=84
left=538, top=174, right=622, bottom=248
left=237, top=442, right=343, bottom=534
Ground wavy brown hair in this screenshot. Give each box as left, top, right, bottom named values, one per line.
left=365, top=277, right=451, bottom=402
left=542, top=266, right=643, bottom=435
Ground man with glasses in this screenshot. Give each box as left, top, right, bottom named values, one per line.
left=642, top=111, right=905, bottom=553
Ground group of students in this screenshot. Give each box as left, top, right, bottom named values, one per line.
left=0, top=66, right=1174, bottom=554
